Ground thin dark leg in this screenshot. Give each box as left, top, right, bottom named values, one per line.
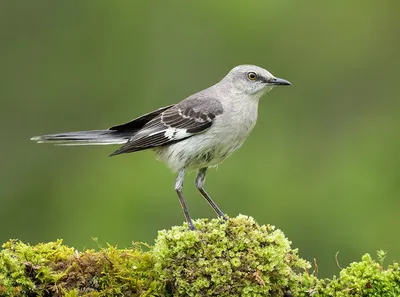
left=195, top=167, right=227, bottom=220
left=175, top=169, right=196, bottom=230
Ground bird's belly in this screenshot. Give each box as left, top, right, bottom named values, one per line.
left=183, top=142, right=242, bottom=170
left=155, top=129, right=249, bottom=172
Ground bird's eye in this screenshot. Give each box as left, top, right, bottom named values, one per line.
left=247, top=72, right=257, bottom=80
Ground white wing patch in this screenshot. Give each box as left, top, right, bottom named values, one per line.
left=149, top=128, right=192, bottom=141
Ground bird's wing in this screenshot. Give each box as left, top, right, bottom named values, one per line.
left=108, top=104, right=175, bottom=132
left=109, top=97, right=223, bottom=156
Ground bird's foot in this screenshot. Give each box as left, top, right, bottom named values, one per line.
left=220, top=214, right=228, bottom=221
left=188, top=222, right=197, bottom=231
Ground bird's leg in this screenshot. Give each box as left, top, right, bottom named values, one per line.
left=195, top=168, right=228, bottom=220
left=175, top=169, right=196, bottom=230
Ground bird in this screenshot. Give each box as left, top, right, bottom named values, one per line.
left=31, top=65, right=291, bottom=230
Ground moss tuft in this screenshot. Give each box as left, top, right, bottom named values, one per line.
left=0, top=239, right=157, bottom=296
left=154, top=215, right=310, bottom=296
left=302, top=252, right=400, bottom=297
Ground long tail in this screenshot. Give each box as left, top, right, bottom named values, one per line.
left=31, top=130, right=131, bottom=145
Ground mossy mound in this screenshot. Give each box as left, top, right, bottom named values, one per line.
left=0, top=240, right=156, bottom=296
left=154, top=215, right=309, bottom=296
left=0, top=215, right=399, bottom=296
left=300, top=253, right=400, bottom=297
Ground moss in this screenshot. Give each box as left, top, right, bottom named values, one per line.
left=0, top=215, right=399, bottom=296
left=0, top=240, right=157, bottom=296
left=154, top=215, right=310, bottom=296
left=302, top=253, right=400, bottom=297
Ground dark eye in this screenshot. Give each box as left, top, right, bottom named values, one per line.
left=247, top=72, right=257, bottom=80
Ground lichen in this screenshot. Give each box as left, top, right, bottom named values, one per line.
left=0, top=215, right=399, bottom=297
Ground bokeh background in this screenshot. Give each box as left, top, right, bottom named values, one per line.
left=1, top=1, right=399, bottom=277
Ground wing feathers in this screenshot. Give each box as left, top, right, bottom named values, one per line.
left=108, top=105, right=175, bottom=132
left=110, top=98, right=223, bottom=156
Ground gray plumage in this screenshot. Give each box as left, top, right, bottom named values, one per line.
left=31, top=64, right=291, bottom=230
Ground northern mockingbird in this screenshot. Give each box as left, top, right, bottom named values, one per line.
left=31, top=65, right=291, bottom=230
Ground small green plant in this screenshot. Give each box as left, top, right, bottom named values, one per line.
left=377, top=249, right=388, bottom=266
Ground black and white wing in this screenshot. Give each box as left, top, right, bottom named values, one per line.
left=109, top=97, right=223, bottom=156
left=108, top=104, right=175, bottom=132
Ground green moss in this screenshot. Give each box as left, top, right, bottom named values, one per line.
left=0, top=215, right=399, bottom=296
left=303, top=253, right=400, bottom=297
left=0, top=240, right=157, bottom=296
left=154, top=215, right=310, bottom=296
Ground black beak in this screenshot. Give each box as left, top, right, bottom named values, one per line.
left=269, top=77, right=291, bottom=86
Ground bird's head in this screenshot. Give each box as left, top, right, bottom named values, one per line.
left=224, top=65, right=291, bottom=97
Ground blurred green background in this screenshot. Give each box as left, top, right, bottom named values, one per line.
left=1, top=1, right=399, bottom=277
